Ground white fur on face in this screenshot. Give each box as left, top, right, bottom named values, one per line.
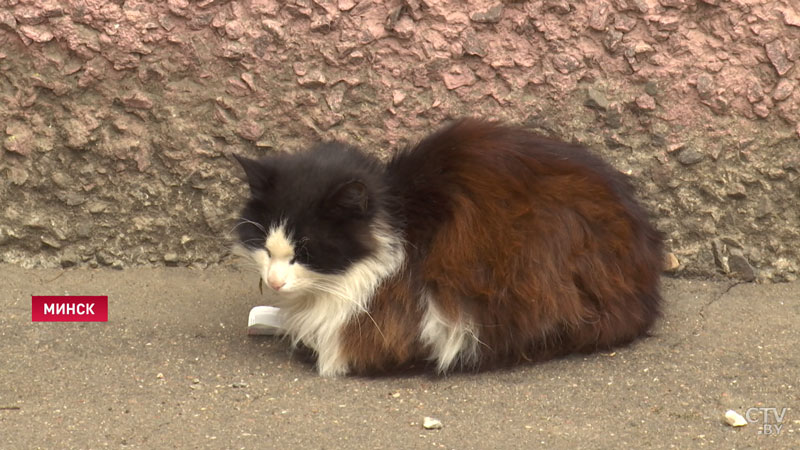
left=262, top=225, right=297, bottom=292
left=239, top=224, right=318, bottom=298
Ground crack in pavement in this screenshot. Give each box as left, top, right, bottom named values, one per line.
left=667, top=279, right=747, bottom=349
left=693, top=280, right=746, bottom=337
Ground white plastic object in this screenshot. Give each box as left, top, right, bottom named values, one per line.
left=247, top=306, right=284, bottom=335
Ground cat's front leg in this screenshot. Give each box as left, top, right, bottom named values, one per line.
left=315, top=338, right=350, bottom=377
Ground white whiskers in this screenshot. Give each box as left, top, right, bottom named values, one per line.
left=230, top=218, right=268, bottom=236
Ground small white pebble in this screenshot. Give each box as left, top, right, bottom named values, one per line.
left=725, top=410, right=747, bottom=427
left=156, top=373, right=164, bottom=379
left=423, top=417, right=443, bottom=430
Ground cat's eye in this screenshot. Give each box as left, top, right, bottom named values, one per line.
left=289, top=257, right=296, bottom=265
left=265, top=249, right=272, bottom=258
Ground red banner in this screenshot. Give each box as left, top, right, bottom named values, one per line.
left=31, top=296, right=108, bottom=322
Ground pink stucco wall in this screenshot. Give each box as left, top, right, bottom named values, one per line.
left=1, top=0, right=798, bottom=280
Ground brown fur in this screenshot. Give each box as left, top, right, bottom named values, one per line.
left=337, top=120, right=663, bottom=374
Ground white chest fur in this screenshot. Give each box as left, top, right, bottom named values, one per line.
left=240, top=218, right=405, bottom=376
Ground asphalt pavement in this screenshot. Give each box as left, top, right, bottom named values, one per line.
left=1, top=263, right=798, bottom=449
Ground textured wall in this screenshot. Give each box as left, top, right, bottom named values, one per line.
left=1, top=0, right=798, bottom=281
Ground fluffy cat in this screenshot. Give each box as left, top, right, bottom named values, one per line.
left=233, top=119, right=663, bottom=376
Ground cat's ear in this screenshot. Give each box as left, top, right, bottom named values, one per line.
left=326, top=180, right=370, bottom=216
left=233, top=154, right=273, bottom=194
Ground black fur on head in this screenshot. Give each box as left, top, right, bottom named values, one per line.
left=233, top=143, right=387, bottom=274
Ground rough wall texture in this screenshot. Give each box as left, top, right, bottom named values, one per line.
left=1, top=0, right=799, bottom=281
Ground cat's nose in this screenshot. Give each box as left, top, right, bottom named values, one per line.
left=268, top=279, right=286, bottom=291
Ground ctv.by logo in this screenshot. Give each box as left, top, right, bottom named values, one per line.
left=746, top=407, right=788, bottom=435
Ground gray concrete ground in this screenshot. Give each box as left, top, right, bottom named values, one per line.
left=1, top=264, right=798, bottom=449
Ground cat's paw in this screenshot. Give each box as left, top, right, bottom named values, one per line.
left=317, top=360, right=350, bottom=377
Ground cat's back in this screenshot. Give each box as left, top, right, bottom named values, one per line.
left=387, top=118, right=631, bottom=196
left=385, top=119, right=652, bottom=243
